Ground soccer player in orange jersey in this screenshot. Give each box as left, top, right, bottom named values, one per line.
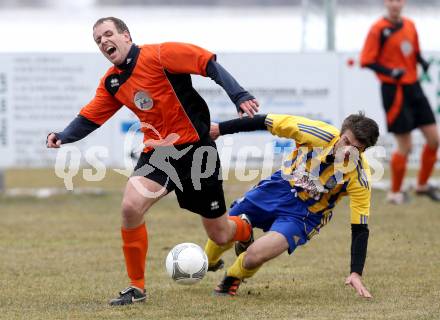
left=46, top=17, right=259, bottom=305
left=360, top=0, right=440, bottom=204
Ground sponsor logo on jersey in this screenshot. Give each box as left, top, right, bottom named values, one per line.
left=110, top=77, right=119, bottom=88
left=210, top=201, right=220, bottom=211
left=291, top=166, right=328, bottom=200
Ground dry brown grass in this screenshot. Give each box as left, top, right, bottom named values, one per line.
left=1, top=169, right=439, bottom=320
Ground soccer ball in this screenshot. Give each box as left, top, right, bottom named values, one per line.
left=165, top=243, right=208, bottom=285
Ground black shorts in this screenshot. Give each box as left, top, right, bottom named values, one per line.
left=381, top=81, right=436, bottom=134
left=132, top=137, right=226, bottom=219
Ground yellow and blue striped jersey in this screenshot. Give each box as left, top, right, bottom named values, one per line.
left=265, top=114, right=371, bottom=231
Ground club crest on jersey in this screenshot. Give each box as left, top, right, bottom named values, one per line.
left=400, top=40, right=413, bottom=57
left=134, top=91, right=154, bottom=111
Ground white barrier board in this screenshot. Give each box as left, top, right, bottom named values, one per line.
left=0, top=52, right=439, bottom=169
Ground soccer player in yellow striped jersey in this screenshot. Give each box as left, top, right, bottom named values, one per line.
left=204, top=112, right=379, bottom=298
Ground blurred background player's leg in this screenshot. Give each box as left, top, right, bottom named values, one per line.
left=416, top=124, right=440, bottom=200
left=388, top=133, right=411, bottom=204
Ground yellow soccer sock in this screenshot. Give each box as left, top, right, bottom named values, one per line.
left=204, top=238, right=233, bottom=266
left=226, top=252, right=260, bottom=279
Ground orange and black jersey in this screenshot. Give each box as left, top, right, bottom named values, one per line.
left=56, top=42, right=254, bottom=150
left=360, top=17, right=422, bottom=84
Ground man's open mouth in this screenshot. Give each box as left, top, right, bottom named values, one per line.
left=106, top=46, right=116, bottom=55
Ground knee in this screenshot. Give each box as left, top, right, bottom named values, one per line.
left=121, top=198, right=144, bottom=222
left=209, top=232, right=231, bottom=246
left=398, top=144, right=412, bottom=156
left=243, top=246, right=265, bottom=269
left=427, top=140, right=439, bottom=151
left=204, top=217, right=234, bottom=245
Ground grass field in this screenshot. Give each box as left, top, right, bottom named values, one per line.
left=1, top=169, right=440, bottom=320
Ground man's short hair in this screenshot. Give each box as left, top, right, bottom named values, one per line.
left=93, top=17, right=132, bottom=41
left=341, top=112, right=379, bottom=149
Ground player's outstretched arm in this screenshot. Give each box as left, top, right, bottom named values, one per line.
left=158, top=42, right=259, bottom=117
left=365, top=63, right=406, bottom=80
left=346, top=223, right=372, bottom=298
left=209, top=114, right=268, bottom=140
left=206, top=59, right=259, bottom=118
left=46, top=115, right=100, bottom=148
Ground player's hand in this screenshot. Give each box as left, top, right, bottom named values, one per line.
left=46, top=132, right=62, bottom=148
left=238, top=99, right=259, bottom=118
left=345, top=272, right=372, bottom=298
left=422, top=61, right=431, bottom=73
left=210, top=122, right=220, bottom=141
left=390, top=68, right=405, bottom=80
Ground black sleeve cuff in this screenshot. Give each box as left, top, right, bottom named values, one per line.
left=351, top=223, right=369, bottom=275
left=56, top=115, right=100, bottom=144
left=365, top=63, right=393, bottom=77
left=417, top=54, right=430, bottom=71
left=218, top=114, right=268, bottom=135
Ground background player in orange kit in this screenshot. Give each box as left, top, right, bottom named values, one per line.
left=360, top=0, right=439, bottom=204
left=46, top=17, right=259, bottom=305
